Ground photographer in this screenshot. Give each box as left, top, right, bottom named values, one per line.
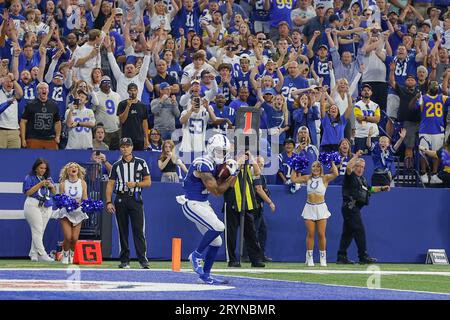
left=337, top=152, right=391, bottom=265
left=65, top=90, right=96, bottom=150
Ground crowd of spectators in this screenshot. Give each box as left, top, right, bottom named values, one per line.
left=0, top=0, right=449, bottom=186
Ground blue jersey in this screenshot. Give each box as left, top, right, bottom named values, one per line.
left=210, top=104, right=235, bottom=134
left=370, top=143, right=396, bottom=172
left=251, top=0, right=270, bottom=21
left=416, top=94, right=450, bottom=134
left=257, top=64, right=281, bottom=86
left=167, top=63, right=183, bottom=83
left=183, top=156, right=217, bottom=201
left=235, top=70, right=253, bottom=94
left=386, top=54, right=418, bottom=92
left=216, top=76, right=237, bottom=106
left=172, top=5, right=201, bottom=38
left=281, top=76, right=309, bottom=111
left=277, top=151, right=295, bottom=183
left=228, top=99, right=248, bottom=113
left=313, top=56, right=331, bottom=88
left=49, top=84, right=68, bottom=121
left=262, top=103, right=288, bottom=144
left=268, top=0, right=297, bottom=28
left=18, top=79, right=38, bottom=119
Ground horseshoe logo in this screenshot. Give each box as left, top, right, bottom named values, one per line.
left=310, top=180, right=319, bottom=190
left=68, top=186, right=78, bottom=197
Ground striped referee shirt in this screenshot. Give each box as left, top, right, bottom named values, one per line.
left=109, top=156, right=150, bottom=193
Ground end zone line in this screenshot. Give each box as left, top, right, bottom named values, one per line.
left=1, top=268, right=450, bottom=276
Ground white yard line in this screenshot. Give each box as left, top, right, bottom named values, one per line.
left=1, top=268, right=450, bottom=276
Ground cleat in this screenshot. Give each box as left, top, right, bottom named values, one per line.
left=337, top=256, right=355, bottom=264
left=118, top=262, right=130, bottom=269
left=189, top=251, right=204, bottom=275
left=198, top=274, right=229, bottom=285
left=140, top=262, right=150, bottom=269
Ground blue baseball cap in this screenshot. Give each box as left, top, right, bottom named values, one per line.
left=262, top=88, right=276, bottom=95
left=54, top=72, right=64, bottom=79
left=159, top=82, right=170, bottom=90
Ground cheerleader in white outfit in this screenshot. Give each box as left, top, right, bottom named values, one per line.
left=57, top=162, right=89, bottom=264
left=291, top=160, right=338, bottom=267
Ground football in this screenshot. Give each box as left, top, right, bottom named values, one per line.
left=216, top=163, right=231, bottom=183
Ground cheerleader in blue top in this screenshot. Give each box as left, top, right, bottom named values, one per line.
left=23, top=158, right=57, bottom=262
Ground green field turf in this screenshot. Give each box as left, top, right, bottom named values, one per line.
left=1, top=260, right=449, bottom=295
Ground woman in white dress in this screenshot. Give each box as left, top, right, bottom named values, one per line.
left=57, top=162, right=89, bottom=264
left=291, top=160, right=338, bottom=267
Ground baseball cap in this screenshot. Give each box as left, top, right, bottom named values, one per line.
left=225, top=38, right=234, bottom=45
left=405, top=74, right=416, bottom=80
left=240, top=54, right=250, bottom=61
left=127, top=83, right=138, bottom=91
left=362, top=83, right=372, bottom=90
left=284, top=138, right=295, bottom=146
left=316, top=3, right=325, bottom=9
left=262, top=88, right=276, bottom=95
left=54, top=72, right=64, bottom=79
left=100, top=76, right=111, bottom=85
left=120, top=137, right=133, bottom=146
left=115, top=8, right=123, bottom=15
left=420, top=21, right=431, bottom=28
left=277, top=20, right=289, bottom=28
left=388, top=11, right=399, bottom=17
left=159, top=82, right=170, bottom=90
left=318, top=44, right=329, bottom=50
left=191, top=79, right=201, bottom=85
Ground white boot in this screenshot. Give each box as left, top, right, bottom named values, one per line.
left=37, top=253, right=54, bottom=262
left=320, top=251, right=327, bottom=267
left=305, top=250, right=314, bottom=267
left=62, top=250, right=69, bottom=265
left=69, top=250, right=74, bottom=264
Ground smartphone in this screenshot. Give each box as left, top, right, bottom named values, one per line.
left=95, top=150, right=100, bottom=156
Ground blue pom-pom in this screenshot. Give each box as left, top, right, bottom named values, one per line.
left=81, top=199, right=104, bottom=214
left=53, top=194, right=79, bottom=212
left=319, top=152, right=342, bottom=166
left=287, top=154, right=310, bottom=173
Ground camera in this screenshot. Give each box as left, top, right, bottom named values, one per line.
left=73, top=98, right=80, bottom=106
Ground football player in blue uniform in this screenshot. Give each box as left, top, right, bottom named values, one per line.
left=176, top=134, right=239, bottom=284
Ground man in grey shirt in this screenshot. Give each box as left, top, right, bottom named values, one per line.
left=150, top=82, right=180, bottom=140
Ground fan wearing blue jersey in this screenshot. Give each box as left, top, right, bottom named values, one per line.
left=415, top=82, right=450, bottom=184
left=209, top=91, right=235, bottom=135
left=176, top=134, right=238, bottom=285
left=277, top=138, right=296, bottom=185
left=382, top=44, right=422, bottom=137
left=307, top=32, right=331, bottom=88
left=251, top=0, right=270, bottom=34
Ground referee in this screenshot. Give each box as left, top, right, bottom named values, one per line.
left=106, top=137, right=152, bottom=269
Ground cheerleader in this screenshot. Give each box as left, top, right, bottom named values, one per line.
left=57, top=162, right=89, bottom=264
left=291, top=160, right=339, bottom=267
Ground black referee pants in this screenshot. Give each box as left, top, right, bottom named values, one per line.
left=114, top=194, right=148, bottom=264
left=225, top=204, right=263, bottom=264
left=338, top=205, right=368, bottom=259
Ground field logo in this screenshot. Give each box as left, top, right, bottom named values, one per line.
left=366, top=265, right=381, bottom=289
